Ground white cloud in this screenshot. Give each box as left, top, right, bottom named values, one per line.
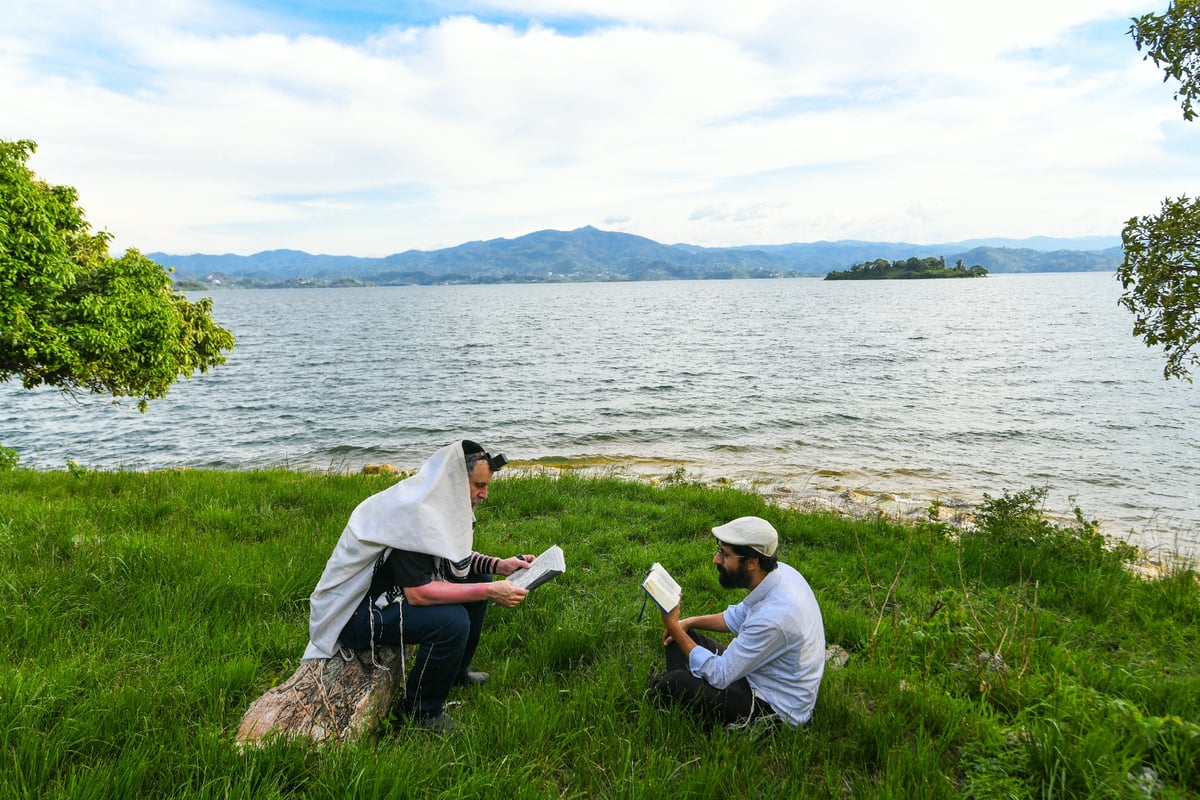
left=1, top=0, right=1194, bottom=255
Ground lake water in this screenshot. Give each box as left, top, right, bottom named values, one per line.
left=2, top=273, right=1197, bottom=561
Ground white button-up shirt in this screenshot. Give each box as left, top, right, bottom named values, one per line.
left=688, top=562, right=826, bottom=726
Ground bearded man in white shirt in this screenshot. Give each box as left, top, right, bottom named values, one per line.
left=652, top=516, right=826, bottom=729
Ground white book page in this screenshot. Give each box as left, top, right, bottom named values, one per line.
left=507, top=545, right=565, bottom=590
left=642, top=562, right=681, bottom=612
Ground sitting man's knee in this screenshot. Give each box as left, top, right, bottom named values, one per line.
left=427, top=604, right=472, bottom=645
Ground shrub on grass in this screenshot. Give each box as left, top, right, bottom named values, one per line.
left=962, top=487, right=1138, bottom=587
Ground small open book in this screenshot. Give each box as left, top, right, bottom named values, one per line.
left=642, top=562, right=681, bottom=613
left=506, top=545, right=565, bottom=590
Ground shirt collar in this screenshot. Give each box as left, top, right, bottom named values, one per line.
left=743, top=565, right=781, bottom=607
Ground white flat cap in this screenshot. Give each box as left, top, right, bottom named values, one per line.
left=713, top=516, right=778, bottom=557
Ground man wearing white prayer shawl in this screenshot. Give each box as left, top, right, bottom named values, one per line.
left=304, top=440, right=534, bottom=733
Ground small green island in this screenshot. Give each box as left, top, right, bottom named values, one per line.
left=825, top=256, right=989, bottom=280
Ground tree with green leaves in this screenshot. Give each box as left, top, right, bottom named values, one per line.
left=1132, top=0, right=1200, bottom=121
left=1119, top=2, right=1200, bottom=382
left=1, top=139, right=235, bottom=415
left=1118, top=196, right=1200, bottom=381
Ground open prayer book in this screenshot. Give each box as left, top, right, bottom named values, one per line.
left=642, top=562, right=681, bottom=613
left=506, top=545, right=565, bottom=590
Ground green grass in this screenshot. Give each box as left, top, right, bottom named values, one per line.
left=1, top=468, right=1197, bottom=799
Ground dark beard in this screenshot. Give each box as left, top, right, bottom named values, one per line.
left=717, top=562, right=752, bottom=589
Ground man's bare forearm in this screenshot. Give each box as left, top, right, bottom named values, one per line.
left=681, top=612, right=730, bottom=633
left=404, top=579, right=527, bottom=608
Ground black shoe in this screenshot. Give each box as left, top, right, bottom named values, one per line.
left=456, top=671, right=489, bottom=687
left=415, top=713, right=455, bottom=734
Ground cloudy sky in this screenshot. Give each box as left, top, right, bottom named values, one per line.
left=3, top=1, right=1196, bottom=256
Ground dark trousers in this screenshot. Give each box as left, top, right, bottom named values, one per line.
left=652, top=631, right=774, bottom=726
left=339, top=574, right=489, bottom=719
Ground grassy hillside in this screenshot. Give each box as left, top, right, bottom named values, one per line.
left=1, top=468, right=1196, bottom=798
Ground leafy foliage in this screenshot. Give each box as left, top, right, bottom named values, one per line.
left=1119, top=5, right=1200, bottom=382
left=961, top=487, right=1138, bottom=582
left=0, top=139, right=235, bottom=410
left=1118, top=195, right=1200, bottom=382
left=1132, top=0, right=1200, bottom=122
left=825, top=256, right=988, bottom=280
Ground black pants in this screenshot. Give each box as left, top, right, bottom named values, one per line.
left=651, top=631, right=775, bottom=726
left=339, top=574, right=489, bottom=719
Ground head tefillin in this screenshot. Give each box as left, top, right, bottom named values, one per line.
left=462, top=440, right=507, bottom=472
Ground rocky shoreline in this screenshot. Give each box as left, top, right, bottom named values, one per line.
left=362, top=461, right=1192, bottom=580
left=593, top=465, right=1191, bottom=580
left=754, top=482, right=1185, bottom=581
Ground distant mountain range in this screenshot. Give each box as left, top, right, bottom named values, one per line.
left=155, top=226, right=1124, bottom=288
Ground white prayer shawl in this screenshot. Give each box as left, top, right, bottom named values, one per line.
left=302, top=442, right=475, bottom=660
